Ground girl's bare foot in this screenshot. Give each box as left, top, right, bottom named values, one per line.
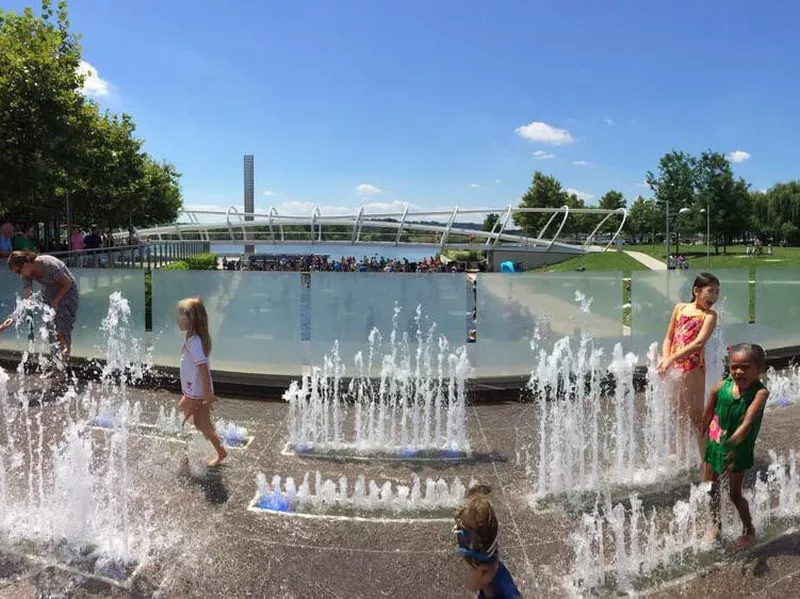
left=735, top=532, right=755, bottom=548
left=207, top=447, right=228, bottom=467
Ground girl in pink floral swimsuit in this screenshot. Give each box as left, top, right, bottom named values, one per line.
left=657, top=273, right=720, bottom=461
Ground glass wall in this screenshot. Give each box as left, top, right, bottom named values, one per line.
left=754, top=268, right=800, bottom=350
left=475, top=272, right=624, bottom=378
left=310, top=272, right=469, bottom=375
left=0, top=268, right=145, bottom=358
left=630, top=269, right=750, bottom=362
left=151, top=271, right=302, bottom=376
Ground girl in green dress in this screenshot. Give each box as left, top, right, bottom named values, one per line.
left=701, top=343, right=769, bottom=547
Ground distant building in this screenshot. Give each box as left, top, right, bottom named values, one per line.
left=244, top=154, right=254, bottom=254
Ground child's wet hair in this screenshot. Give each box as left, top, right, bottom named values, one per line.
left=729, top=343, right=767, bottom=371
left=454, top=484, right=498, bottom=565
left=177, top=297, right=212, bottom=356
left=690, top=272, right=720, bottom=301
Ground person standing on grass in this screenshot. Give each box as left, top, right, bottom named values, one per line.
left=657, top=272, right=720, bottom=461
left=702, top=343, right=769, bottom=547
left=175, top=297, right=227, bottom=467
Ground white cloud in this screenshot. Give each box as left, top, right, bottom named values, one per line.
left=493, top=179, right=501, bottom=184
left=468, top=183, right=481, bottom=188
left=355, top=183, right=382, bottom=196
left=515, top=121, right=574, bottom=145
left=726, top=150, right=751, bottom=163
left=533, top=150, right=555, bottom=160
left=262, top=190, right=276, bottom=197
left=77, top=60, right=110, bottom=97
left=573, top=160, right=593, bottom=166
left=604, top=117, right=614, bottom=126
left=565, top=188, right=594, bottom=202
left=635, top=180, right=649, bottom=188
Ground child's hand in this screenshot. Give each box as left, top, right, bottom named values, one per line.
left=0, top=317, right=13, bottom=333
left=656, top=356, right=672, bottom=374
left=724, top=450, right=736, bottom=473
left=202, top=395, right=216, bottom=407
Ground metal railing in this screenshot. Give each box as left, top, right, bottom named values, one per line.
left=48, top=241, right=211, bottom=269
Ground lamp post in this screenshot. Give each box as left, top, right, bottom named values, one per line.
left=676, top=207, right=691, bottom=255
left=700, top=204, right=710, bottom=269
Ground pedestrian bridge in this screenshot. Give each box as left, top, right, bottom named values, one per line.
left=131, top=205, right=628, bottom=253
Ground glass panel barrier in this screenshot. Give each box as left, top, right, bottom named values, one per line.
left=475, top=272, right=624, bottom=378
left=753, top=268, right=800, bottom=351
left=309, top=272, right=469, bottom=375
left=152, top=271, right=302, bottom=376
left=0, top=268, right=145, bottom=359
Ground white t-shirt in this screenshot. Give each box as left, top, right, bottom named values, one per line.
left=180, top=334, right=213, bottom=399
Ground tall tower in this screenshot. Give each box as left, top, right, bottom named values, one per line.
left=243, top=154, right=254, bottom=254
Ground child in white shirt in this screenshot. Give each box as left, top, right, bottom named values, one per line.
left=176, top=297, right=227, bottom=467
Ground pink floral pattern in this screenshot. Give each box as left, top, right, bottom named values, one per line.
left=671, top=311, right=705, bottom=372
left=708, top=414, right=723, bottom=442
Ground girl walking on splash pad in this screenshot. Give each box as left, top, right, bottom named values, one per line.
left=453, top=484, right=520, bottom=598
left=702, top=343, right=769, bottom=547
left=176, top=297, right=227, bottom=467
left=657, top=272, right=720, bottom=460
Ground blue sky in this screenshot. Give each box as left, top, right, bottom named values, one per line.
left=10, top=0, right=800, bottom=220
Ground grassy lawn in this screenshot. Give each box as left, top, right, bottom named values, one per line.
left=623, top=244, right=800, bottom=271
left=535, top=250, right=648, bottom=272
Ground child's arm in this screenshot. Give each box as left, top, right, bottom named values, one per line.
left=725, top=388, right=769, bottom=449
left=198, top=362, right=215, bottom=406
left=660, top=303, right=681, bottom=359
left=658, top=310, right=717, bottom=372
left=701, top=380, right=723, bottom=433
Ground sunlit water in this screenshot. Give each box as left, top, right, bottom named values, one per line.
left=284, top=303, right=470, bottom=454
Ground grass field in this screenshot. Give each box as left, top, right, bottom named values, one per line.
left=535, top=251, right=648, bottom=273
left=623, top=244, right=800, bottom=271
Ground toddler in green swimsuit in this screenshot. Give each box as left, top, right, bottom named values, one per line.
left=701, top=343, right=770, bottom=547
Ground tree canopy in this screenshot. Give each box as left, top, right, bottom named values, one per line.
left=0, top=0, right=182, bottom=230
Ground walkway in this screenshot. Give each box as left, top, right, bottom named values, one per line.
left=625, top=250, right=666, bottom=270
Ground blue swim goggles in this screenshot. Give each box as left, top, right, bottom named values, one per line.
left=453, top=522, right=499, bottom=564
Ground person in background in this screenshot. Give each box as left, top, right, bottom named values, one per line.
left=83, top=224, right=103, bottom=251
left=12, top=225, right=37, bottom=252
left=0, top=223, right=13, bottom=258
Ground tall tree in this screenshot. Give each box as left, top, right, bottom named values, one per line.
left=513, top=172, right=567, bottom=237
left=694, top=150, right=751, bottom=254
left=0, top=0, right=183, bottom=231
left=599, top=190, right=625, bottom=211
left=482, top=212, right=500, bottom=232
left=646, top=151, right=696, bottom=253
left=626, top=196, right=659, bottom=244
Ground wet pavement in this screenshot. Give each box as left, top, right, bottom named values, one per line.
left=0, top=375, right=799, bottom=597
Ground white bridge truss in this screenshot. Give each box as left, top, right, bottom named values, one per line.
left=132, top=205, right=627, bottom=252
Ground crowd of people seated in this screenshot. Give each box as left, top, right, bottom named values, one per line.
left=238, top=254, right=481, bottom=273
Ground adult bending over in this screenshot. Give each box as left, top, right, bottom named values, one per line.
left=0, top=251, right=80, bottom=371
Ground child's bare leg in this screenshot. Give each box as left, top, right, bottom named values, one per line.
left=177, top=395, right=196, bottom=427
left=729, top=471, right=755, bottom=547
left=193, top=405, right=227, bottom=466
left=704, top=465, right=721, bottom=541
left=684, top=368, right=706, bottom=460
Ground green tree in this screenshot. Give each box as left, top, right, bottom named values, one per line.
left=0, top=0, right=182, bottom=233
left=0, top=0, right=83, bottom=221
left=626, top=196, right=659, bottom=244
left=751, top=182, right=800, bottom=244
left=694, top=150, right=751, bottom=254
left=512, top=172, right=567, bottom=237
left=482, top=212, right=500, bottom=232
left=646, top=151, right=696, bottom=253
left=599, top=190, right=625, bottom=211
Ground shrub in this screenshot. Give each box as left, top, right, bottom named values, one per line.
left=184, top=253, right=218, bottom=270
left=161, top=260, right=190, bottom=271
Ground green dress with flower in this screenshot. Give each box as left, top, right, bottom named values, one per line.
left=704, top=376, right=766, bottom=474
